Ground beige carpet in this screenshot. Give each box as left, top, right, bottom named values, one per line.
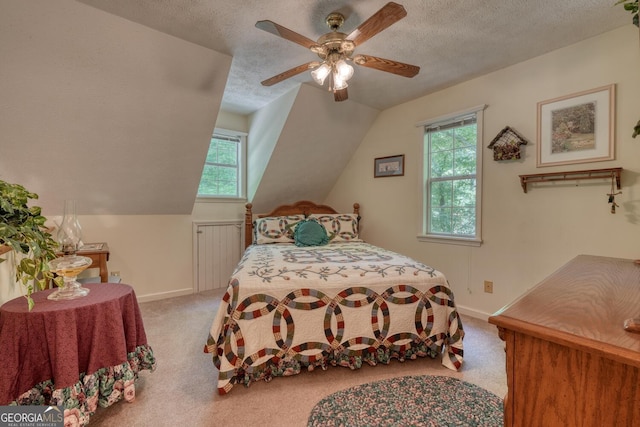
left=89, top=289, right=507, bottom=427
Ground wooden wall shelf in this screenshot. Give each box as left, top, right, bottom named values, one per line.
left=519, top=167, right=622, bottom=193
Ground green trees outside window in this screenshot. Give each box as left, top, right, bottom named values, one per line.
left=198, top=133, right=244, bottom=198
left=423, top=107, right=483, bottom=244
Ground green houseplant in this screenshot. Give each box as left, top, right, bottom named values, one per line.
left=0, top=180, right=62, bottom=309
left=615, top=1, right=639, bottom=138
left=616, top=0, right=639, bottom=27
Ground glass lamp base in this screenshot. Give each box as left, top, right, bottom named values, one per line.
left=47, top=281, right=90, bottom=300
left=48, top=255, right=92, bottom=301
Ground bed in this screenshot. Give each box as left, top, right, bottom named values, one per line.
left=204, top=200, right=464, bottom=395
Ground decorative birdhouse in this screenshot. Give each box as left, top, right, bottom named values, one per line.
left=487, top=126, right=529, bottom=161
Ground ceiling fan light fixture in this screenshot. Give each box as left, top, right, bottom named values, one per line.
left=257, top=3, right=419, bottom=102
left=332, top=72, right=348, bottom=91
left=334, top=59, right=354, bottom=82
left=311, top=62, right=331, bottom=85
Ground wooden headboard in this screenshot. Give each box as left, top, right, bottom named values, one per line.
left=244, top=200, right=360, bottom=249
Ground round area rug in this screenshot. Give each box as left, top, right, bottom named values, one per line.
left=307, top=375, right=503, bottom=427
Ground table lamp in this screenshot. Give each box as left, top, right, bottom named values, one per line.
left=48, top=200, right=91, bottom=300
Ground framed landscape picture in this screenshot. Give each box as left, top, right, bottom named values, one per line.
left=536, top=84, right=615, bottom=167
left=374, top=155, right=405, bottom=177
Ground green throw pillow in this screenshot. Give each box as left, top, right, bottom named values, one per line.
left=294, top=219, right=329, bottom=247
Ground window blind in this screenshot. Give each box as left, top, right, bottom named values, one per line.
left=424, top=114, right=477, bottom=133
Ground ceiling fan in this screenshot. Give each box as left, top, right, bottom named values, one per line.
left=255, top=2, right=420, bottom=102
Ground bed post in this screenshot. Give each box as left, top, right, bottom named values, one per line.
left=245, top=203, right=253, bottom=249
left=353, top=203, right=360, bottom=217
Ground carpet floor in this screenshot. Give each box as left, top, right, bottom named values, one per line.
left=89, top=289, right=507, bottom=427
left=308, top=375, right=503, bottom=427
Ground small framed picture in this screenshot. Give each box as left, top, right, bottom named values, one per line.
left=537, top=84, right=615, bottom=167
left=374, top=155, right=405, bottom=178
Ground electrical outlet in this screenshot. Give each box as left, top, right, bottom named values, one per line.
left=483, top=280, right=493, bottom=293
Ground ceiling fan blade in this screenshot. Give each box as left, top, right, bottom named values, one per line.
left=354, top=54, right=420, bottom=78
left=260, top=62, right=317, bottom=86
left=347, top=2, right=407, bottom=46
left=255, top=20, right=319, bottom=50
left=334, top=88, right=348, bottom=102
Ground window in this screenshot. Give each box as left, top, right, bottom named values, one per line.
left=197, top=129, right=246, bottom=199
left=419, top=105, right=485, bottom=246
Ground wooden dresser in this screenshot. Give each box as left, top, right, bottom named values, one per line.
left=488, top=255, right=640, bottom=427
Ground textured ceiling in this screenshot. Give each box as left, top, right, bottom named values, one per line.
left=80, top=0, right=630, bottom=115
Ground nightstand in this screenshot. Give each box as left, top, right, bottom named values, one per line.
left=76, top=242, right=110, bottom=282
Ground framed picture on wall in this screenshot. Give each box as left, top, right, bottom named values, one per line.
left=536, top=84, right=615, bottom=167
left=374, top=155, right=404, bottom=177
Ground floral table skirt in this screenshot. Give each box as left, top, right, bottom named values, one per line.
left=10, top=345, right=156, bottom=427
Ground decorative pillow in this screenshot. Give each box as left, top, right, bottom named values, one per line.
left=293, top=219, right=329, bottom=247
left=254, top=215, right=305, bottom=244
left=308, top=213, right=361, bottom=242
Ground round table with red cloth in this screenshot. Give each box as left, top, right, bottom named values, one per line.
left=0, top=283, right=156, bottom=426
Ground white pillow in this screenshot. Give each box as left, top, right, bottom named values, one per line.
left=308, top=213, right=361, bottom=242
left=254, top=215, right=305, bottom=244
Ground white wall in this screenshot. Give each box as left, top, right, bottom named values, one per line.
left=326, top=25, right=640, bottom=319
left=0, top=112, right=249, bottom=305
left=192, top=110, right=249, bottom=222
left=0, top=251, right=23, bottom=303
left=0, top=0, right=230, bottom=216
left=88, top=111, right=250, bottom=302
left=73, top=215, right=194, bottom=302
left=0, top=0, right=239, bottom=305
left=250, top=85, right=379, bottom=212
left=3, top=27, right=637, bottom=311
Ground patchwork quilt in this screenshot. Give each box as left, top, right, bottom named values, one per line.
left=205, top=242, right=464, bottom=394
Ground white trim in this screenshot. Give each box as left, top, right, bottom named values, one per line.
left=136, top=288, right=194, bottom=303
left=417, top=234, right=482, bottom=247
left=415, top=104, right=487, bottom=128
left=475, top=108, right=484, bottom=241
left=192, top=220, right=244, bottom=226
left=215, top=127, right=248, bottom=137
left=195, top=196, right=247, bottom=203
left=419, top=105, right=486, bottom=245
left=455, top=304, right=493, bottom=322
left=198, top=128, right=247, bottom=199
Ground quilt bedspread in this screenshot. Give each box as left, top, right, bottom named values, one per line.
left=205, top=242, right=464, bottom=394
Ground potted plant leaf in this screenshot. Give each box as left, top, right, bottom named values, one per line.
left=615, top=1, right=639, bottom=138
left=616, top=0, right=639, bottom=27
left=0, top=180, right=63, bottom=310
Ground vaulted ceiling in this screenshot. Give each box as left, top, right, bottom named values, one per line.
left=1, top=0, right=231, bottom=215
left=247, top=84, right=378, bottom=213
left=0, top=0, right=632, bottom=216
left=78, top=0, right=631, bottom=114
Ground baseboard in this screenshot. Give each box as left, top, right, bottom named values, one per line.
left=136, top=288, right=194, bottom=303
left=455, top=304, right=492, bottom=322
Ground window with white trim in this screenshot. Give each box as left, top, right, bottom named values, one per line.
left=419, top=105, right=485, bottom=246
left=197, top=130, right=246, bottom=199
